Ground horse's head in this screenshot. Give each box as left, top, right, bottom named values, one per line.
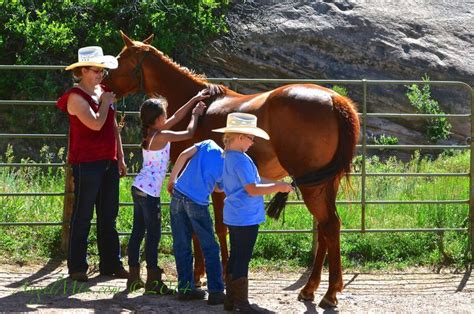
left=103, top=31, right=154, bottom=97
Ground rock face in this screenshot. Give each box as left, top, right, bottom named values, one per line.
left=194, top=0, right=474, bottom=146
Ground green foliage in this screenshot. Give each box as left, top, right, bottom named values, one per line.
left=371, top=134, right=399, bottom=146
left=0, top=0, right=229, bottom=67
left=406, top=75, right=452, bottom=143
left=332, top=85, right=348, bottom=97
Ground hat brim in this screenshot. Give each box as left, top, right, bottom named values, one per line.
left=212, top=126, right=270, bottom=140
left=65, top=55, right=118, bottom=70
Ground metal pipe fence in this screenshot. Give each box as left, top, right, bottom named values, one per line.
left=0, top=65, right=473, bottom=259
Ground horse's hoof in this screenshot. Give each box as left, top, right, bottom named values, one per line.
left=297, top=291, right=314, bottom=302
left=318, top=296, right=338, bottom=309
left=194, top=279, right=206, bottom=288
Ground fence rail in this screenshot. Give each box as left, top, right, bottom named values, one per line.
left=0, top=66, right=473, bottom=259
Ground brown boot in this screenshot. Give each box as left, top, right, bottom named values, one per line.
left=223, top=274, right=234, bottom=311
left=144, top=267, right=174, bottom=296
left=232, top=277, right=265, bottom=313
left=126, top=266, right=145, bottom=292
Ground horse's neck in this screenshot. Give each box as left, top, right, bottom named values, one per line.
left=147, top=54, right=206, bottom=113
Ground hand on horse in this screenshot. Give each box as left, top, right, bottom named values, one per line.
left=194, top=88, right=211, bottom=101
left=192, top=101, right=207, bottom=116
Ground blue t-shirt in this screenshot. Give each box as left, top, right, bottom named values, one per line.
left=174, top=140, right=224, bottom=205
left=222, top=150, right=265, bottom=226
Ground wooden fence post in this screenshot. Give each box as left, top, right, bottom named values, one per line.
left=61, top=163, right=74, bottom=253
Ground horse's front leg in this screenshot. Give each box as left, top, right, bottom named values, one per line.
left=211, top=192, right=228, bottom=278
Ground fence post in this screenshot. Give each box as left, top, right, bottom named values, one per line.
left=470, top=87, right=474, bottom=264
left=61, top=163, right=74, bottom=253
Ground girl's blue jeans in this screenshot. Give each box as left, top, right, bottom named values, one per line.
left=170, top=189, right=224, bottom=293
left=127, top=186, right=162, bottom=270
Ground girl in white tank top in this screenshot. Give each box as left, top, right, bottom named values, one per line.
left=127, top=90, right=209, bottom=295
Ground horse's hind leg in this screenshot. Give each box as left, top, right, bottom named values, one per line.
left=211, top=192, right=229, bottom=278
left=298, top=183, right=343, bottom=308
left=298, top=222, right=327, bottom=301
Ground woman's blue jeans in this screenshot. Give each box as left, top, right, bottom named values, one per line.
left=127, top=186, right=162, bottom=270
left=170, top=190, right=224, bottom=293
left=227, top=224, right=259, bottom=280
left=68, top=160, right=123, bottom=275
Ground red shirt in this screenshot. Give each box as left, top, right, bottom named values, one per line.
left=56, top=85, right=117, bottom=164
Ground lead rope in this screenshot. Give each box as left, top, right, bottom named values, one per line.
left=118, top=97, right=126, bottom=132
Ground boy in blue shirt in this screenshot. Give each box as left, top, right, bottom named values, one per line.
left=167, top=139, right=226, bottom=305
left=213, top=113, right=293, bottom=312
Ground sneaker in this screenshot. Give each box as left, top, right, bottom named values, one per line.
left=69, top=272, right=88, bottom=282
left=177, top=289, right=206, bottom=301
left=208, top=291, right=226, bottom=305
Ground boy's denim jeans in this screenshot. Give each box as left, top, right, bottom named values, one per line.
left=170, top=189, right=224, bottom=293
left=68, top=160, right=123, bottom=274
left=128, top=186, right=162, bottom=269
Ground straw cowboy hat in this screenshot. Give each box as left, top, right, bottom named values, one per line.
left=65, top=46, right=118, bottom=70
left=213, top=112, right=270, bottom=140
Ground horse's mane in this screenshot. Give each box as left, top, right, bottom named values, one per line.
left=132, top=41, right=209, bottom=85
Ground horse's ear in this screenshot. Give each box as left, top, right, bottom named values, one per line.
left=120, top=30, right=134, bottom=47
left=142, top=34, right=154, bottom=45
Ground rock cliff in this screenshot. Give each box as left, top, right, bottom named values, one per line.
left=194, top=0, right=473, bottom=145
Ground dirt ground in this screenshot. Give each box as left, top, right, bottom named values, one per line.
left=0, top=260, right=472, bottom=313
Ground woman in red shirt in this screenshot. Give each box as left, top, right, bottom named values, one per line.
left=57, top=46, right=128, bottom=282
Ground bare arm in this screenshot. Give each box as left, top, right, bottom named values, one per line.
left=150, top=102, right=206, bottom=148
left=67, top=91, right=115, bottom=131
left=167, top=145, right=198, bottom=194
left=244, top=182, right=293, bottom=196
left=162, top=89, right=210, bottom=130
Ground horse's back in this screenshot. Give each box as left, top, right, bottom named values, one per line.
left=258, top=84, right=356, bottom=177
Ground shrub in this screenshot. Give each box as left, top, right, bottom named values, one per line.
left=405, top=75, right=452, bottom=143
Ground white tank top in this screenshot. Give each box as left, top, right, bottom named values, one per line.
left=132, top=132, right=170, bottom=197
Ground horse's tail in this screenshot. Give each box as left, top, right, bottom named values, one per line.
left=266, top=94, right=360, bottom=220
left=331, top=94, right=360, bottom=180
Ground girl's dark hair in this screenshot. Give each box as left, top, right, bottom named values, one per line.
left=139, top=97, right=167, bottom=149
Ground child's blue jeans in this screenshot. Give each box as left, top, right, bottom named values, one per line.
left=227, top=224, right=259, bottom=280
left=170, top=189, right=224, bottom=293
left=127, top=186, right=162, bottom=270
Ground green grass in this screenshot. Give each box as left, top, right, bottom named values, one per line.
left=0, top=145, right=470, bottom=270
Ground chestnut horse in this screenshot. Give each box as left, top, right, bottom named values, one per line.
left=105, top=32, right=359, bottom=308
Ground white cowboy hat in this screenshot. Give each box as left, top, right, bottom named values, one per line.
left=212, top=112, right=270, bottom=140
left=65, top=46, right=118, bottom=70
